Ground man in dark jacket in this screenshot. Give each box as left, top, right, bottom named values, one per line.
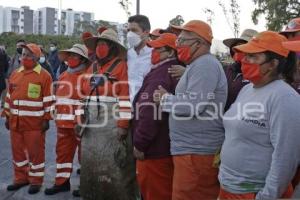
left=0, top=46, right=9, bottom=107
left=6, top=39, right=26, bottom=79
left=47, top=42, right=61, bottom=79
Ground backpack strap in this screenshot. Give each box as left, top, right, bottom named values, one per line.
left=105, top=58, right=121, bottom=75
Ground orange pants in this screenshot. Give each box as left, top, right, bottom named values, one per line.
left=219, top=184, right=294, bottom=199
left=136, top=157, right=173, bottom=200
left=55, top=128, right=80, bottom=185
left=10, top=130, right=45, bottom=185
left=172, top=154, right=219, bottom=200
left=292, top=167, right=300, bottom=188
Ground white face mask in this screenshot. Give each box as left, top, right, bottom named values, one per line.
left=50, top=46, right=56, bottom=52
left=39, top=57, right=46, bottom=63
left=127, top=31, right=142, bottom=48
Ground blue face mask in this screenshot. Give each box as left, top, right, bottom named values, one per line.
left=39, top=57, right=46, bottom=63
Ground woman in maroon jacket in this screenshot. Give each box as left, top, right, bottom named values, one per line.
left=132, top=33, right=180, bottom=200
left=223, top=29, right=258, bottom=111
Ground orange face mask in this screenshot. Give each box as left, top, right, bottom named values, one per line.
left=21, top=58, right=36, bottom=70
left=233, top=52, right=245, bottom=62
left=177, top=45, right=192, bottom=63
left=241, top=61, right=263, bottom=84
left=151, top=50, right=161, bottom=65
left=96, top=43, right=109, bottom=59
left=67, top=57, right=81, bottom=68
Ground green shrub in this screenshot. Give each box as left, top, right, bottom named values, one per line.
left=0, top=32, right=81, bottom=56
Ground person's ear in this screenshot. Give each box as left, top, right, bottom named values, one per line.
left=194, top=40, right=203, bottom=48
left=168, top=50, right=175, bottom=58
left=142, top=31, right=150, bottom=39
left=271, top=59, right=279, bottom=69
left=264, top=59, right=278, bottom=75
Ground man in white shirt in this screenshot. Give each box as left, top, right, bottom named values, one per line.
left=127, top=15, right=152, bottom=102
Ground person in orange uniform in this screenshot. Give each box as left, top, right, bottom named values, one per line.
left=82, top=28, right=131, bottom=137
left=44, top=44, right=91, bottom=196
left=3, top=43, right=53, bottom=194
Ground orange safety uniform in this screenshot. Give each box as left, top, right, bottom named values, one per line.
left=3, top=64, right=53, bottom=185
left=172, top=155, right=220, bottom=200
left=81, top=58, right=131, bottom=128
left=136, top=157, right=174, bottom=200
left=53, top=68, right=86, bottom=185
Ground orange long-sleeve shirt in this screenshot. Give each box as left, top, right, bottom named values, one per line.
left=81, top=58, right=131, bottom=128
left=3, top=64, right=54, bottom=131
left=54, top=68, right=88, bottom=129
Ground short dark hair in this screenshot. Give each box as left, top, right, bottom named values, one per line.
left=16, top=39, right=26, bottom=44
left=50, top=42, right=57, bottom=46
left=107, top=41, right=120, bottom=58
left=128, top=15, right=151, bottom=32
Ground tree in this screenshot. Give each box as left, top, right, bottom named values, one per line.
left=169, top=15, right=184, bottom=26
left=119, top=0, right=131, bottom=17
left=73, top=20, right=117, bottom=37
left=203, top=8, right=215, bottom=26
left=0, top=33, right=80, bottom=56
left=252, top=0, right=300, bottom=31
left=218, top=0, right=241, bottom=38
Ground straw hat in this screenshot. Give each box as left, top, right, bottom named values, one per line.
left=84, top=28, right=126, bottom=54
left=223, top=29, right=258, bottom=48
left=59, top=44, right=91, bottom=65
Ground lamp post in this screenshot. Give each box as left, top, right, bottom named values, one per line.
left=58, top=0, right=62, bottom=35
left=136, top=0, right=140, bottom=15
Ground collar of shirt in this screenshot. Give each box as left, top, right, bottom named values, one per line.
left=18, top=64, right=42, bottom=74
left=151, top=57, right=177, bottom=69
left=128, top=45, right=152, bottom=57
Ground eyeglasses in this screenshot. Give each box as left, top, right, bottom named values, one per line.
left=176, top=37, right=200, bottom=44
left=155, top=48, right=169, bottom=53
left=176, top=37, right=207, bottom=46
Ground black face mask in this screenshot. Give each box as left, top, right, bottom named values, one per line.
left=16, top=48, right=23, bottom=54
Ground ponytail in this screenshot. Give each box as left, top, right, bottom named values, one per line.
left=265, top=51, right=297, bottom=84
left=281, top=52, right=297, bottom=84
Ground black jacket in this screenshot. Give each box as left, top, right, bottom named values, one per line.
left=0, top=49, right=9, bottom=92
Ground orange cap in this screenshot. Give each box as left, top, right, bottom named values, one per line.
left=280, top=18, right=300, bottom=34
left=234, top=31, right=289, bottom=57
left=20, top=43, right=42, bottom=58
left=150, top=28, right=162, bottom=37
left=175, top=20, right=213, bottom=43
left=282, top=40, right=300, bottom=52
left=147, top=33, right=177, bottom=49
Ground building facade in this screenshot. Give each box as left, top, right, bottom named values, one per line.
left=0, top=6, right=94, bottom=36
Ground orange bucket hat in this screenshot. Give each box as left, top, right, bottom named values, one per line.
left=175, top=20, right=213, bottom=43
left=234, top=31, right=289, bottom=57
left=147, top=33, right=177, bottom=49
